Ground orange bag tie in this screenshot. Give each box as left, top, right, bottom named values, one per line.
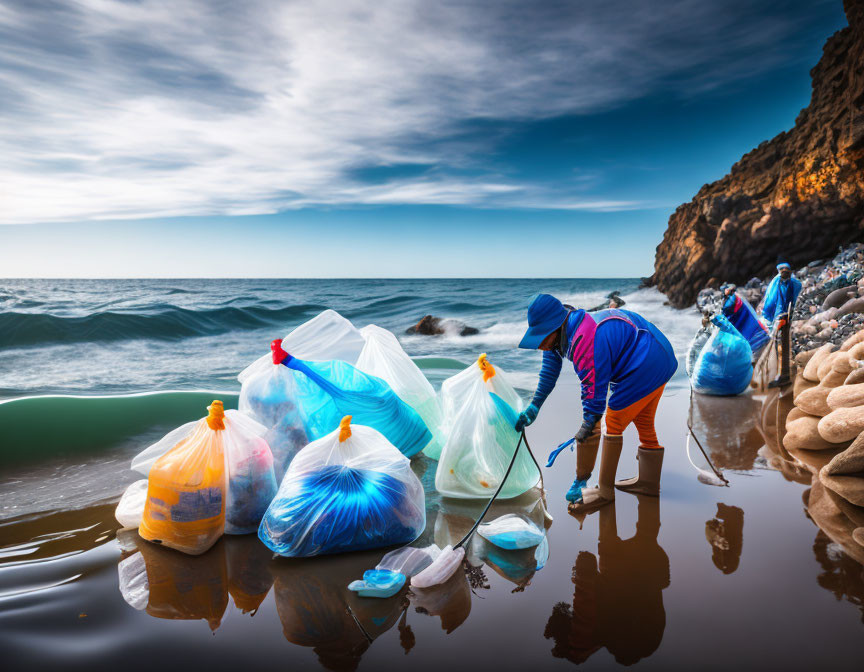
left=477, top=353, right=496, bottom=382
left=339, top=415, right=352, bottom=442
left=207, top=400, right=225, bottom=430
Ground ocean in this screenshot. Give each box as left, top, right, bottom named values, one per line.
left=0, top=277, right=693, bottom=399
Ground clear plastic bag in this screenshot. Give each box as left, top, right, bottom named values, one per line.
left=689, top=315, right=753, bottom=396
left=435, top=355, right=539, bottom=499
left=115, top=479, right=149, bottom=528
left=138, top=401, right=277, bottom=554
left=411, top=544, right=466, bottom=588
left=258, top=416, right=426, bottom=557
left=282, top=309, right=366, bottom=364
left=280, top=350, right=431, bottom=458
left=356, top=325, right=444, bottom=458
left=238, top=350, right=308, bottom=479
left=477, top=513, right=545, bottom=550
left=377, top=544, right=441, bottom=577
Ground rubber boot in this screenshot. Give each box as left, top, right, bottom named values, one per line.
left=565, top=431, right=600, bottom=503
left=615, top=447, right=664, bottom=496
left=568, top=434, right=623, bottom=515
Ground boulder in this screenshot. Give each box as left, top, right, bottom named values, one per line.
left=840, top=330, right=864, bottom=352
left=836, top=297, right=864, bottom=318
left=846, top=367, right=864, bottom=385
left=854, top=527, right=864, bottom=547
left=822, top=285, right=858, bottom=310
left=818, top=406, right=864, bottom=443
left=848, top=341, right=864, bottom=361
left=405, top=315, right=479, bottom=337
left=786, top=406, right=809, bottom=424
left=785, top=413, right=849, bottom=451
left=806, top=482, right=864, bottom=566
left=819, top=432, right=864, bottom=507
left=803, top=344, right=833, bottom=382
left=795, top=349, right=819, bottom=367
left=827, top=383, right=864, bottom=410
left=831, top=352, right=853, bottom=375
left=816, top=351, right=841, bottom=381
left=795, top=386, right=832, bottom=416
left=793, top=373, right=818, bottom=402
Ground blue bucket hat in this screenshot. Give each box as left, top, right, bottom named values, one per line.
left=519, top=293, right=568, bottom=349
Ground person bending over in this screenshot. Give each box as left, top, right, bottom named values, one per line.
left=514, top=294, right=677, bottom=514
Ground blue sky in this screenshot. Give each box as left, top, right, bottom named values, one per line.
left=0, top=0, right=848, bottom=277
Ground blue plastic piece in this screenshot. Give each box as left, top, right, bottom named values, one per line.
left=547, top=437, right=575, bottom=467
left=258, top=465, right=423, bottom=557
left=565, top=476, right=588, bottom=503
left=347, top=569, right=406, bottom=598
left=282, top=356, right=431, bottom=458
left=689, top=315, right=753, bottom=396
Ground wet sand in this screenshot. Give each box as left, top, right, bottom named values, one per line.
left=2, top=373, right=864, bottom=671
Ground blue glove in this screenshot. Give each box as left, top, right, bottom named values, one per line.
left=515, top=403, right=539, bottom=432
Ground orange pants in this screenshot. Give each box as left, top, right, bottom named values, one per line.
left=603, top=385, right=665, bottom=449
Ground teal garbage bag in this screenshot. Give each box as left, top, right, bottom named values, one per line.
left=275, top=340, right=431, bottom=458
left=688, top=315, right=753, bottom=396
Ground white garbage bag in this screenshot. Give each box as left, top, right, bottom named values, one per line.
left=435, top=354, right=539, bottom=499
left=355, top=325, right=444, bottom=458
left=477, top=513, right=545, bottom=549
left=115, top=479, right=149, bottom=529
left=282, top=309, right=365, bottom=364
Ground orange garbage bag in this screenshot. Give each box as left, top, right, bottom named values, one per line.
left=139, top=401, right=227, bottom=555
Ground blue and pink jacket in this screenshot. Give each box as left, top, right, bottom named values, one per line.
left=722, top=293, right=770, bottom=353
left=530, top=309, right=677, bottom=423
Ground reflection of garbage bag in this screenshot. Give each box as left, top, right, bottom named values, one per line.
left=238, top=348, right=309, bottom=479
left=138, top=401, right=277, bottom=554
left=273, top=551, right=404, bottom=672
left=277, top=345, right=431, bottom=458
left=411, top=568, right=472, bottom=634
left=117, top=530, right=228, bottom=631
left=690, top=394, right=763, bottom=470
left=225, top=534, right=275, bottom=614
left=472, top=535, right=548, bottom=590
left=436, top=355, right=539, bottom=498
left=259, top=417, right=425, bottom=557
left=705, top=504, right=744, bottom=574
left=356, top=325, right=444, bottom=458
left=688, top=315, right=753, bottom=396
left=282, top=309, right=366, bottom=365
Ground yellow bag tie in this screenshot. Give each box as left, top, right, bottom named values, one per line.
left=477, top=353, right=496, bottom=382
left=339, top=415, right=353, bottom=442
left=206, top=400, right=225, bottom=430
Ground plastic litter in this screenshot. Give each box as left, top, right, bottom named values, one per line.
left=355, top=324, right=444, bottom=458
left=238, top=348, right=308, bottom=479
left=687, top=315, right=753, bottom=396
left=275, top=342, right=431, bottom=458
left=115, top=479, right=149, bottom=529
left=259, top=416, right=425, bottom=557
left=282, top=309, right=365, bottom=365
left=477, top=513, right=545, bottom=550
left=138, top=401, right=277, bottom=555
left=348, top=569, right=407, bottom=598
left=411, top=545, right=466, bottom=588
left=377, top=544, right=441, bottom=577
left=435, top=354, right=539, bottom=498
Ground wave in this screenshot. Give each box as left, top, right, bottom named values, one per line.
left=0, top=303, right=330, bottom=347
left=0, top=390, right=238, bottom=467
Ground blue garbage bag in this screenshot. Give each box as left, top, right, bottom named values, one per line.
left=258, top=417, right=426, bottom=557
left=277, top=345, right=431, bottom=459
left=688, top=315, right=753, bottom=396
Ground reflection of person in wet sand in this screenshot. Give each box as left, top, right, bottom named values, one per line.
left=705, top=504, right=744, bottom=574
left=544, top=496, right=669, bottom=665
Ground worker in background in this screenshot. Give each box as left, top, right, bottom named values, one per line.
left=761, top=259, right=802, bottom=388
left=719, top=283, right=770, bottom=361
left=514, top=294, right=678, bottom=514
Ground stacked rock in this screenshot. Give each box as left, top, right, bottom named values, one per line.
left=785, top=330, right=864, bottom=561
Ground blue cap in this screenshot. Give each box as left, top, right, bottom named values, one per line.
left=776, top=262, right=791, bottom=271
left=519, top=294, right=568, bottom=349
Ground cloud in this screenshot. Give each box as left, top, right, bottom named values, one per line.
left=0, top=0, right=837, bottom=224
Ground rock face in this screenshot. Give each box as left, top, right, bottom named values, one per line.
left=651, top=0, right=864, bottom=308
left=405, top=315, right=479, bottom=337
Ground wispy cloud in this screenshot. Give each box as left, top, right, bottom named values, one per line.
left=0, top=0, right=835, bottom=224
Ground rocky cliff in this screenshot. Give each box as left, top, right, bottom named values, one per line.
left=651, top=0, right=864, bottom=308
